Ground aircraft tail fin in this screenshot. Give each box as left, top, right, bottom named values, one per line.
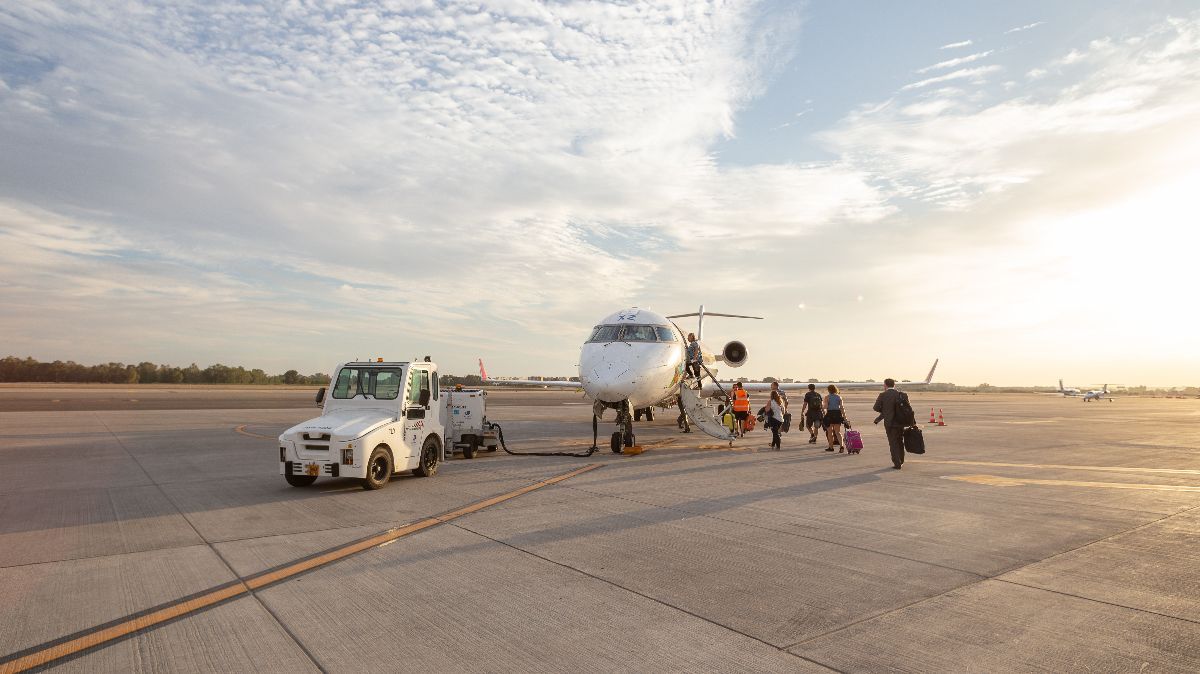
left=478, top=358, right=489, bottom=382
left=1059, top=378, right=1064, bottom=393
left=923, top=358, right=939, bottom=384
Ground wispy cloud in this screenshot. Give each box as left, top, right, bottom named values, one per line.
left=901, top=65, right=1002, bottom=91
left=825, top=16, right=1200, bottom=211
left=1006, top=21, right=1045, bottom=34
left=916, top=50, right=994, bottom=74
left=940, top=40, right=973, bottom=50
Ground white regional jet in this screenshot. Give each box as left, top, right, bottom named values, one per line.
left=1058, top=379, right=1082, bottom=396
left=486, top=306, right=938, bottom=453
left=1059, top=380, right=1113, bottom=402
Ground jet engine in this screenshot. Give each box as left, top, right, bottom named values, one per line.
left=718, top=340, right=749, bottom=368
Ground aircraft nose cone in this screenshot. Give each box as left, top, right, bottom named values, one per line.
left=580, top=345, right=637, bottom=403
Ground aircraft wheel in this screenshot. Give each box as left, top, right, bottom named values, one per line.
left=413, top=437, right=441, bottom=477
left=285, top=474, right=317, bottom=487
left=624, top=429, right=635, bottom=447
left=610, top=432, right=623, bottom=454
left=645, top=408, right=654, bottom=422
left=633, top=408, right=643, bottom=422
left=360, top=446, right=393, bottom=490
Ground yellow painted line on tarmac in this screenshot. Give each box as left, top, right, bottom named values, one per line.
left=234, top=424, right=276, bottom=440
left=924, top=459, right=1200, bottom=476
left=0, top=463, right=602, bottom=674
left=944, top=474, right=1200, bottom=492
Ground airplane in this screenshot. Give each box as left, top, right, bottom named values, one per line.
left=482, top=306, right=938, bottom=453
left=1058, top=380, right=1113, bottom=402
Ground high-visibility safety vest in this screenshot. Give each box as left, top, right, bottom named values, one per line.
left=732, top=389, right=750, bottom=412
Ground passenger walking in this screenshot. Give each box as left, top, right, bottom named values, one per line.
left=769, top=381, right=789, bottom=410
left=685, top=333, right=702, bottom=384
left=823, top=384, right=845, bottom=452
left=731, top=382, right=751, bottom=438
left=801, top=384, right=823, bottom=444
left=873, top=378, right=914, bottom=470
left=770, top=381, right=790, bottom=433
left=766, top=390, right=785, bottom=450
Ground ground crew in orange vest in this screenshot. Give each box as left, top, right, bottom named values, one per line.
left=731, top=382, right=751, bottom=437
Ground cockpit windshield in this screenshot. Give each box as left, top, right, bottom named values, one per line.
left=332, top=366, right=404, bottom=400
left=588, top=325, right=623, bottom=342
left=587, top=324, right=678, bottom=343
left=624, top=325, right=658, bottom=341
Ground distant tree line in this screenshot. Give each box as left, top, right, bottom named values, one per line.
left=0, top=356, right=329, bottom=385
left=438, top=373, right=484, bottom=387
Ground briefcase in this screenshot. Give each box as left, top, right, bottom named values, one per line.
left=903, top=426, right=926, bottom=454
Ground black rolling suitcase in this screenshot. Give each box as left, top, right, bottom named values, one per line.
left=903, top=426, right=926, bottom=454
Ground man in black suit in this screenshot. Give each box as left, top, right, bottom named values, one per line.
left=873, top=378, right=910, bottom=470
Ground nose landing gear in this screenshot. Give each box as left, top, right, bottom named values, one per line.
left=611, top=401, right=635, bottom=453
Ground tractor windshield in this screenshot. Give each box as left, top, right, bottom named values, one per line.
left=332, top=366, right=405, bottom=400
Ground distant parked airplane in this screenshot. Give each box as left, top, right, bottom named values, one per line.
left=1059, top=379, right=1113, bottom=402
left=1082, top=384, right=1114, bottom=402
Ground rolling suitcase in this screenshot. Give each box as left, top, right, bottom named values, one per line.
left=844, top=429, right=863, bottom=453
left=722, top=411, right=737, bottom=433
left=903, top=426, right=926, bottom=454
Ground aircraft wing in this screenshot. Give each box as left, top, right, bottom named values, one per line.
left=722, top=359, right=939, bottom=393
left=475, top=358, right=583, bottom=389
left=486, top=378, right=583, bottom=389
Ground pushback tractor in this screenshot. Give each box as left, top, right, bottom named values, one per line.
left=279, top=358, right=467, bottom=490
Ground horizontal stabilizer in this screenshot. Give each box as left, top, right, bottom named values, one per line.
left=666, top=312, right=763, bottom=320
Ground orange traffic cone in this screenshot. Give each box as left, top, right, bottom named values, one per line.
left=929, top=407, right=936, bottom=424
left=937, top=409, right=946, bottom=426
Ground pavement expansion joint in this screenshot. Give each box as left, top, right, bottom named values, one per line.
left=784, top=500, right=1200, bottom=652
left=993, top=578, right=1200, bottom=626
left=0, top=464, right=602, bottom=674
left=559, top=483, right=991, bottom=579
left=447, top=520, right=842, bottom=672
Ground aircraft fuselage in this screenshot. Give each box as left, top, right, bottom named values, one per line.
left=577, top=308, right=694, bottom=410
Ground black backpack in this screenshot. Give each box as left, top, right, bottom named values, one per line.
left=896, top=391, right=917, bottom=427
left=805, top=392, right=822, bottom=412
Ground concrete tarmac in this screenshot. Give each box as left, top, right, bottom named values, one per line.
left=1, top=387, right=1198, bottom=672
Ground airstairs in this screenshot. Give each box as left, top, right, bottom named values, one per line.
left=678, top=383, right=735, bottom=443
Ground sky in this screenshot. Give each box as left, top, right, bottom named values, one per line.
left=1, top=0, right=1198, bottom=387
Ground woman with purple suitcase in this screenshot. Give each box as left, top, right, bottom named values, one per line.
left=823, top=384, right=846, bottom=452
